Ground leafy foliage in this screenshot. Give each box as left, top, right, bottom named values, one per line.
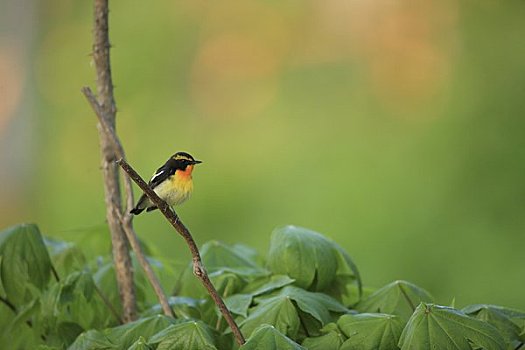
left=0, top=223, right=524, bottom=350
left=399, top=303, right=506, bottom=350
left=355, top=280, right=433, bottom=321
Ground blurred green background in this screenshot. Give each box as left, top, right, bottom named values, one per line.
left=1, top=0, right=524, bottom=309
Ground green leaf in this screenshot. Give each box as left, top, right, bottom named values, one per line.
left=39, top=271, right=115, bottom=336
left=240, top=286, right=348, bottom=339
left=241, top=275, right=296, bottom=297
left=148, top=320, right=218, bottom=350
left=200, top=241, right=268, bottom=276
left=224, top=276, right=296, bottom=321
left=302, top=323, right=346, bottom=350
left=127, top=336, right=152, bottom=350
left=399, top=303, right=506, bottom=350
left=240, top=294, right=300, bottom=339
left=4, top=297, right=40, bottom=336
left=68, top=329, right=115, bottom=350
left=0, top=297, right=42, bottom=350
left=104, top=315, right=176, bottom=349
left=324, top=242, right=362, bottom=306
left=225, top=294, right=253, bottom=318
left=337, top=313, right=403, bottom=350
left=275, top=286, right=349, bottom=325
left=463, top=304, right=525, bottom=344
left=0, top=224, right=52, bottom=305
left=55, top=322, right=86, bottom=346
left=267, top=226, right=338, bottom=291
left=44, top=238, right=86, bottom=277
left=356, top=280, right=433, bottom=321
left=240, top=324, right=306, bottom=350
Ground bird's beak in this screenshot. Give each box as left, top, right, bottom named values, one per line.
left=192, top=160, right=203, bottom=165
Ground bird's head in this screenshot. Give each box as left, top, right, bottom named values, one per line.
left=172, top=152, right=202, bottom=176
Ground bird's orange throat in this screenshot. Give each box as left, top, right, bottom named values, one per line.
left=178, top=165, right=194, bottom=179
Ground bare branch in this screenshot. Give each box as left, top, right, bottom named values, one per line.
left=117, top=159, right=246, bottom=346
left=88, top=0, right=136, bottom=322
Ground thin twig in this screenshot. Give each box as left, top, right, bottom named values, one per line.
left=88, top=0, right=136, bottom=322
left=117, top=159, right=246, bottom=346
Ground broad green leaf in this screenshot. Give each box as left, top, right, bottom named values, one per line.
left=199, top=241, right=268, bottom=276
left=4, top=297, right=40, bottom=337
left=44, top=238, right=86, bottom=277
left=273, top=286, right=349, bottom=325
left=240, top=294, right=300, bottom=339
left=240, top=324, right=306, bottom=350
left=68, top=329, right=115, bottom=350
left=337, top=313, right=403, bottom=350
left=0, top=224, right=52, bottom=305
left=324, top=242, right=362, bottom=306
left=127, top=336, right=152, bottom=350
left=0, top=298, right=43, bottom=350
left=399, top=303, right=506, bottom=350
left=302, top=323, right=346, bottom=350
left=148, top=321, right=218, bottom=350
left=39, top=271, right=115, bottom=335
left=231, top=243, right=265, bottom=267
left=55, top=322, right=86, bottom=347
left=241, top=275, right=296, bottom=297
left=463, top=304, right=525, bottom=328
left=296, top=308, right=327, bottom=340
left=104, top=315, right=176, bottom=350
left=356, top=280, right=433, bottom=321
left=240, top=286, right=348, bottom=339
left=267, top=226, right=338, bottom=291
left=225, top=294, right=253, bottom=317
left=463, top=304, right=524, bottom=344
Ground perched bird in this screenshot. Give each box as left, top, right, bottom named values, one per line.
left=130, top=152, right=202, bottom=215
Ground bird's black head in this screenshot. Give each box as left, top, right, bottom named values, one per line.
left=171, top=152, right=202, bottom=169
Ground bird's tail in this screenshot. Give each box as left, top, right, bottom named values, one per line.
left=130, top=194, right=148, bottom=215
left=130, top=207, right=145, bottom=215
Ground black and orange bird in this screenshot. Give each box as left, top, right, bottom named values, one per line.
left=130, top=152, right=202, bottom=215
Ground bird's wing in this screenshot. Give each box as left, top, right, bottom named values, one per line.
left=148, top=164, right=175, bottom=189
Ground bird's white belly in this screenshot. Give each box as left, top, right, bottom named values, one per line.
left=154, top=176, right=192, bottom=206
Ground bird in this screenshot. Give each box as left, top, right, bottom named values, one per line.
left=130, top=152, right=202, bottom=215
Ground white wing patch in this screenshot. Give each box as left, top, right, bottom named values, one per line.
left=150, top=170, right=164, bottom=183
